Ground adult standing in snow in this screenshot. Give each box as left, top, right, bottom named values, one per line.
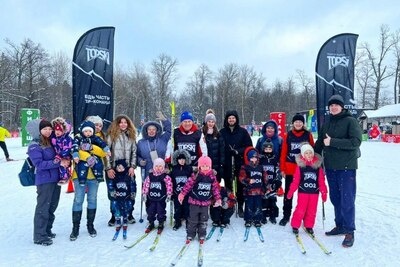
left=27, top=119, right=70, bottom=246
left=137, top=111, right=172, bottom=179
left=278, top=113, right=314, bottom=226
left=172, top=111, right=207, bottom=167
left=0, top=121, right=12, bottom=161
left=105, top=115, right=138, bottom=226
left=219, top=110, right=252, bottom=218
left=202, top=112, right=225, bottom=182
left=314, top=95, right=362, bottom=248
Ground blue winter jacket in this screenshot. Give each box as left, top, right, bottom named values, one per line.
left=26, top=120, right=60, bottom=185
left=137, top=119, right=172, bottom=179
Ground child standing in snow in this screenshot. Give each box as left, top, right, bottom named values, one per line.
left=259, top=141, right=282, bottom=224
left=239, top=147, right=268, bottom=228
left=72, top=120, right=111, bottom=185
left=170, top=149, right=193, bottom=230
left=50, top=117, right=73, bottom=185
left=178, top=156, right=221, bottom=243
left=287, top=144, right=328, bottom=235
left=210, top=179, right=236, bottom=228
left=108, top=159, right=136, bottom=239
left=142, top=158, right=173, bottom=233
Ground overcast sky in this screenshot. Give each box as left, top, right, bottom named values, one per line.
left=1, top=0, right=399, bottom=90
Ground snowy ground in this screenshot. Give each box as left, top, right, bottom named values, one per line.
left=0, top=137, right=399, bottom=267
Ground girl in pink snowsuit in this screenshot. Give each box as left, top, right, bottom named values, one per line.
left=287, top=144, right=327, bottom=234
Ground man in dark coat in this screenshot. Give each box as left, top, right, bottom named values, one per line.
left=314, top=95, right=362, bottom=248
left=219, top=110, right=252, bottom=217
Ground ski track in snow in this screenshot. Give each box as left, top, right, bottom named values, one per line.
left=0, top=138, right=399, bottom=266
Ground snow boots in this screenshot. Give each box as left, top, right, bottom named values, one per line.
left=342, top=233, right=354, bottom=247
left=70, top=210, right=82, bottom=241
left=87, top=208, right=97, bottom=237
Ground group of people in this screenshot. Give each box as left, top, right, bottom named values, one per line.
left=25, top=94, right=361, bottom=249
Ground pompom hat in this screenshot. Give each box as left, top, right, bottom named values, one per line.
left=204, top=113, right=216, bottom=123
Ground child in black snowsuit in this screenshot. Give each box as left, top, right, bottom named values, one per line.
left=170, top=149, right=193, bottom=230
left=210, top=179, right=236, bottom=228
left=107, top=159, right=136, bottom=238
left=142, top=158, right=173, bottom=233
left=72, top=120, right=111, bottom=185
left=259, top=141, right=282, bottom=224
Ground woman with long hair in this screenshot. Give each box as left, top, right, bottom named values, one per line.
left=105, top=115, right=138, bottom=226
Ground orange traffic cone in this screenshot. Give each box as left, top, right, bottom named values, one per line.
left=66, top=179, right=74, bottom=193
left=277, top=186, right=284, bottom=197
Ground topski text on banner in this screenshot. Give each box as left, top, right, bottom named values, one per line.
left=315, top=33, right=358, bottom=131
left=72, top=26, right=115, bottom=134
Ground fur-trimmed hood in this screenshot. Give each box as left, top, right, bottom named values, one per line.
left=172, top=149, right=192, bottom=166
left=295, top=153, right=323, bottom=169
left=141, top=121, right=162, bottom=139
left=51, top=117, right=72, bottom=135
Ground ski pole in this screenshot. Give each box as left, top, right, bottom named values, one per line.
left=139, top=168, right=145, bottom=223
left=322, top=201, right=325, bottom=229
left=232, top=155, right=238, bottom=217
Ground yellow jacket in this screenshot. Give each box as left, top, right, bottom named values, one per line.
left=0, top=126, right=11, bottom=142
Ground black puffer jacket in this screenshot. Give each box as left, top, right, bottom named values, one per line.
left=204, top=133, right=225, bottom=179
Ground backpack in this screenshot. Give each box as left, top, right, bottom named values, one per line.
left=18, top=157, right=36, bottom=186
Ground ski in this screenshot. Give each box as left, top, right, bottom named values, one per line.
left=303, top=228, right=332, bottom=255
left=295, top=233, right=307, bottom=254
left=149, top=230, right=163, bottom=251
left=256, top=227, right=264, bottom=243
left=123, top=228, right=127, bottom=240
left=198, top=241, right=204, bottom=267
left=243, top=227, right=250, bottom=242
left=170, top=240, right=191, bottom=266
left=206, top=226, right=217, bottom=240
left=216, top=227, right=224, bottom=242
left=124, top=229, right=154, bottom=249
left=112, top=228, right=120, bottom=241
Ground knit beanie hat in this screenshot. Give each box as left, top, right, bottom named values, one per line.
left=39, top=119, right=52, bottom=131
left=180, top=111, right=194, bottom=122
left=300, top=144, right=314, bottom=157
left=262, top=141, right=273, bottom=150
left=86, top=115, right=103, bottom=126
left=247, top=149, right=258, bottom=161
left=153, top=158, right=165, bottom=170
left=198, top=156, right=212, bottom=169
left=328, top=95, right=344, bottom=108
left=80, top=120, right=95, bottom=135
left=204, top=113, right=216, bottom=123
left=292, top=113, right=305, bottom=124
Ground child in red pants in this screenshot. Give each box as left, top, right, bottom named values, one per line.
left=287, top=144, right=327, bottom=235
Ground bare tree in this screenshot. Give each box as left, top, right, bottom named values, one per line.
left=392, top=29, right=400, bottom=103
left=361, top=25, right=395, bottom=109
left=355, top=50, right=375, bottom=108
left=47, top=51, right=72, bottom=119
left=150, top=53, right=178, bottom=112
left=185, top=64, right=213, bottom=121
left=5, top=39, right=50, bottom=125
left=215, top=63, right=239, bottom=121
left=296, top=69, right=315, bottom=108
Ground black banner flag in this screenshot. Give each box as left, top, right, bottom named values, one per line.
left=72, top=26, right=115, bottom=134
left=315, top=33, right=358, bottom=131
